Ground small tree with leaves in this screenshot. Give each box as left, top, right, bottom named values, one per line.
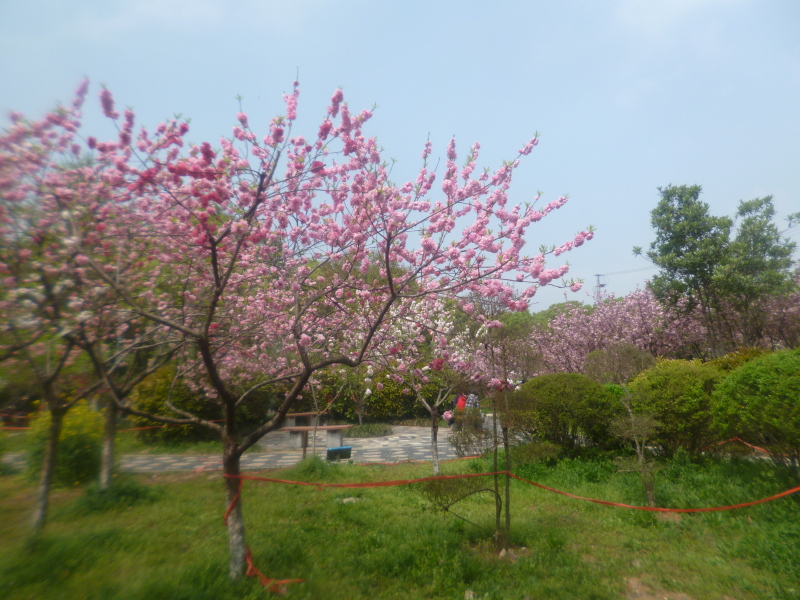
left=584, top=343, right=657, bottom=506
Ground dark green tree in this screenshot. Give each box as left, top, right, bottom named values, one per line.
left=634, top=185, right=731, bottom=354
left=714, top=197, right=797, bottom=346
left=635, top=185, right=796, bottom=354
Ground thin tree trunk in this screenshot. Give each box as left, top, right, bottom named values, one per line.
left=635, top=438, right=655, bottom=507
left=431, top=408, right=440, bottom=476
left=502, top=424, right=511, bottom=550
left=99, top=398, right=118, bottom=490
left=491, top=398, right=501, bottom=548
left=31, top=408, right=64, bottom=536
left=502, top=384, right=512, bottom=550
left=223, top=430, right=247, bottom=578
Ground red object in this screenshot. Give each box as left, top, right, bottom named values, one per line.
left=456, top=395, right=466, bottom=411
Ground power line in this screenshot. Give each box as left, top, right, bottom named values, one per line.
left=593, top=266, right=657, bottom=277
left=593, top=267, right=658, bottom=295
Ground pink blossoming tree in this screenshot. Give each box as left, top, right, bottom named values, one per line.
left=530, top=289, right=703, bottom=373
left=0, top=85, right=178, bottom=532
left=2, top=81, right=592, bottom=578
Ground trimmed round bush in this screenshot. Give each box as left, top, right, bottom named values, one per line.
left=27, top=401, right=103, bottom=486
left=628, top=359, right=723, bottom=455
left=712, top=348, right=800, bottom=468
left=511, top=373, right=622, bottom=453
left=707, top=347, right=770, bottom=373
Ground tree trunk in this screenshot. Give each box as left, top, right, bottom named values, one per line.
left=635, top=439, right=656, bottom=508
left=431, top=408, right=440, bottom=476
left=31, top=408, right=64, bottom=535
left=99, top=398, right=118, bottom=490
left=223, top=435, right=247, bottom=578
left=491, top=400, right=502, bottom=548
left=502, top=423, right=511, bottom=551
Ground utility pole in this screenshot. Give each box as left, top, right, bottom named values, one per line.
left=593, top=274, right=606, bottom=298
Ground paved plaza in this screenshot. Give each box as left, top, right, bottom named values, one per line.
left=3, top=425, right=463, bottom=473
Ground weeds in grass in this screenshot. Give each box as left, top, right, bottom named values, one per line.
left=71, top=477, right=163, bottom=513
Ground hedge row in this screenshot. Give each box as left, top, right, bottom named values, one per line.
left=511, top=348, right=800, bottom=470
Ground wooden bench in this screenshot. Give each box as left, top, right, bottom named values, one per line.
left=279, top=424, right=352, bottom=451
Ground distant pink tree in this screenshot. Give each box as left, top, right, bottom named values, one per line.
left=2, top=81, right=592, bottom=578
left=531, top=289, right=702, bottom=373
left=367, top=304, right=477, bottom=475
left=762, top=275, right=800, bottom=349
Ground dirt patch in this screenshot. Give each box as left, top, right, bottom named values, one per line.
left=626, top=577, right=694, bottom=600
left=497, top=546, right=531, bottom=563
left=655, top=512, right=682, bottom=523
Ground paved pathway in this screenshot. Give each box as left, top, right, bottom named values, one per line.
left=2, top=425, right=462, bottom=473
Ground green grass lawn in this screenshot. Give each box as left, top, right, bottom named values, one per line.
left=1, top=454, right=798, bottom=599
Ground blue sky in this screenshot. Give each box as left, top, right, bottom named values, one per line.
left=2, top=0, right=798, bottom=310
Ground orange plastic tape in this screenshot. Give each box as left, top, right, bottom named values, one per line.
left=361, top=455, right=481, bottom=467
left=507, top=473, right=800, bottom=513
left=223, top=470, right=800, bottom=514
left=226, top=471, right=506, bottom=492
left=245, top=546, right=303, bottom=594
left=223, top=479, right=303, bottom=593
left=715, top=437, right=789, bottom=457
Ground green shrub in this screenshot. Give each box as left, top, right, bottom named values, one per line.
left=328, top=376, right=427, bottom=422
left=344, top=423, right=393, bottom=438
left=0, top=366, right=41, bottom=414
left=707, top=347, right=770, bottom=372
left=628, top=359, right=723, bottom=455
left=26, top=401, right=103, bottom=486
left=74, top=476, right=163, bottom=512
left=129, top=368, right=221, bottom=443
left=511, top=373, right=622, bottom=453
left=509, top=440, right=560, bottom=465
left=712, top=348, right=800, bottom=473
